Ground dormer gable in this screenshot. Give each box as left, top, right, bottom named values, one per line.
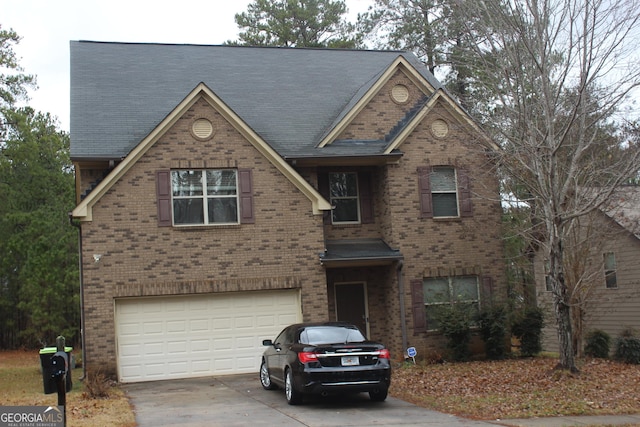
left=318, top=56, right=437, bottom=148
left=316, top=55, right=498, bottom=158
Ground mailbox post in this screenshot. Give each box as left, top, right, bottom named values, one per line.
left=39, top=336, right=71, bottom=427
left=52, top=336, right=68, bottom=408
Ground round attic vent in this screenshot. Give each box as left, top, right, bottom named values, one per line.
left=192, top=118, right=213, bottom=139
left=391, top=84, right=410, bottom=103
left=431, top=119, right=449, bottom=138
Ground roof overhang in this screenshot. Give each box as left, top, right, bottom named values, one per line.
left=320, top=239, right=404, bottom=268
left=286, top=152, right=403, bottom=167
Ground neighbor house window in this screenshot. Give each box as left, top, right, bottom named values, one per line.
left=329, top=172, right=360, bottom=223
left=417, top=166, right=472, bottom=218
left=604, top=252, right=617, bottom=289
left=423, top=276, right=480, bottom=330
left=171, top=169, right=239, bottom=225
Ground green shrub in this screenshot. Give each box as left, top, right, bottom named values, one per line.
left=478, top=305, right=508, bottom=360
left=511, top=307, right=544, bottom=357
left=434, top=303, right=473, bottom=362
left=614, top=329, right=640, bottom=364
left=584, top=329, right=611, bottom=358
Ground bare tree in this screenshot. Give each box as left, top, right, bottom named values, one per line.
left=459, top=0, right=640, bottom=371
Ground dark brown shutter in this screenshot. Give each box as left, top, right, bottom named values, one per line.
left=410, top=279, right=426, bottom=333
left=482, top=276, right=494, bottom=305
left=458, top=169, right=473, bottom=217
left=238, top=169, right=254, bottom=224
left=156, top=170, right=172, bottom=227
left=317, top=172, right=331, bottom=225
left=359, top=171, right=374, bottom=224
left=417, top=166, right=433, bottom=218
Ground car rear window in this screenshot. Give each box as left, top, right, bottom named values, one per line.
left=300, top=326, right=366, bottom=345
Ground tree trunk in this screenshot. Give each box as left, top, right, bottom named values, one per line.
left=549, top=234, right=578, bottom=372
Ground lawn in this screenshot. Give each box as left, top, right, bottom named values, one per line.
left=390, top=356, right=640, bottom=420
left=0, top=350, right=135, bottom=427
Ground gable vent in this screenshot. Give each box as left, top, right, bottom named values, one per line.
left=430, top=119, right=449, bottom=138
left=391, top=84, right=410, bottom=104
left=192, top=118, right=213, bottom=139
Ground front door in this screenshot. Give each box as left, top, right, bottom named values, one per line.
left=335, top=282, right=369, bottom=337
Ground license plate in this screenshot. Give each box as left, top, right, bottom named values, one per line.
left=341, top=355, right=359, bottom=366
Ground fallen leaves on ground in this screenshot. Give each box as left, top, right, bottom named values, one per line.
left=0, top=350, right=135, bottom=427
left=389, top=357, right=640, bottom=420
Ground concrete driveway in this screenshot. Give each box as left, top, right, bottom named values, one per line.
left=124, top=373, right=496, bottom=427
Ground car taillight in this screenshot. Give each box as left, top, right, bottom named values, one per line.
left=298, top=352, right=318, bottom=363
left=377, top=349, right=390, bottom=359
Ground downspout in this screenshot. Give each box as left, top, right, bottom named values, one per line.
left=396, top=260, right=408, bottom=354
left=69, top=213, right=86, bottom=381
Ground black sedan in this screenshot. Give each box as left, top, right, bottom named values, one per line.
left=259, top=322, right=391, bottom=405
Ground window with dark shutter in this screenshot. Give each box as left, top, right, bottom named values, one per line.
left=318, top=170, right=374, bottom=225
left=482, top=276, right=493, bottom=304
left=359, top=171, right=374, bottom=224
left=238, top=169, right=254, bottom=224
left=318, top=172, right=331, bottom=225
left=159, top=168, right=253, bottom=227
left=410, top=279, right=426, bottom=333
left=156, top=170, right=172, bottom=227
left=417, top=166, right=473, bottom=218
left=458, top=169, right=473, bottom=217
left=417, top=166, right=433, bottom=218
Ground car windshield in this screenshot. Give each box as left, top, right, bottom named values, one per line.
left=299, top=326, right=366, bottom=345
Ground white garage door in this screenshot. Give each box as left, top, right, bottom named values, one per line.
left=115, top=290, right=301, bottom=383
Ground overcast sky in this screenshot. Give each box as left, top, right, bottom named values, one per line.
left=3, top=0, right=374, bottom=132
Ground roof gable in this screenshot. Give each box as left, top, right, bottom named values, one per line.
left=71, top=83, right=331, bottom=221
left=602, top=186, right=640, bottom=239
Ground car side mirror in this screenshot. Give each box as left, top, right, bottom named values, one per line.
left=262, top=339, right=274, bottom=346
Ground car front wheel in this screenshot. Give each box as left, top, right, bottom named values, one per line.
left=369, top=388, right=388, bottom=402
left=285, top=368, right=303, bottom=405
left=260, top=359, right=277, bottom=390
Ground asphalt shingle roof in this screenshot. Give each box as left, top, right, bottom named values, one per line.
left=603, top=186, right=640, bottom=239
left=70, top=41, right=441, bottom=160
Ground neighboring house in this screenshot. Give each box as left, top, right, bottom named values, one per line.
left=536, top=186, right=640, bottom=353
left=70, top=41, right=506, bottom=382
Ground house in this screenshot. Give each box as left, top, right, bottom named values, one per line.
left=536, top=186, right=640, bottom=354
left=70, top=41, right=506, bottom=382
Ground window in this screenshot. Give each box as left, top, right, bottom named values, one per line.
left=171, top=169, right=239, bottom=225
left=604, top=252, right=617, bottom=289
left=318, top=170, right=373, bottom=225
left=329, top=172, right=360, bottom=223
left=423, top=276, right=480, bottom=330
left=156, top=168, right=254, bottom=227
left=417, top=166, right=472, bottom=218
left=431, top=167, right=458, bottom=217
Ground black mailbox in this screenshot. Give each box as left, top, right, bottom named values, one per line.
left=39, top=347, right=72, bottom=394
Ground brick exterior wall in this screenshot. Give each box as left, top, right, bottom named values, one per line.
left=79, top=99, right=328, bottom=375
left=77, top=68, right=506, bottom=373
left=324, top=70, right=506, bottom=359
